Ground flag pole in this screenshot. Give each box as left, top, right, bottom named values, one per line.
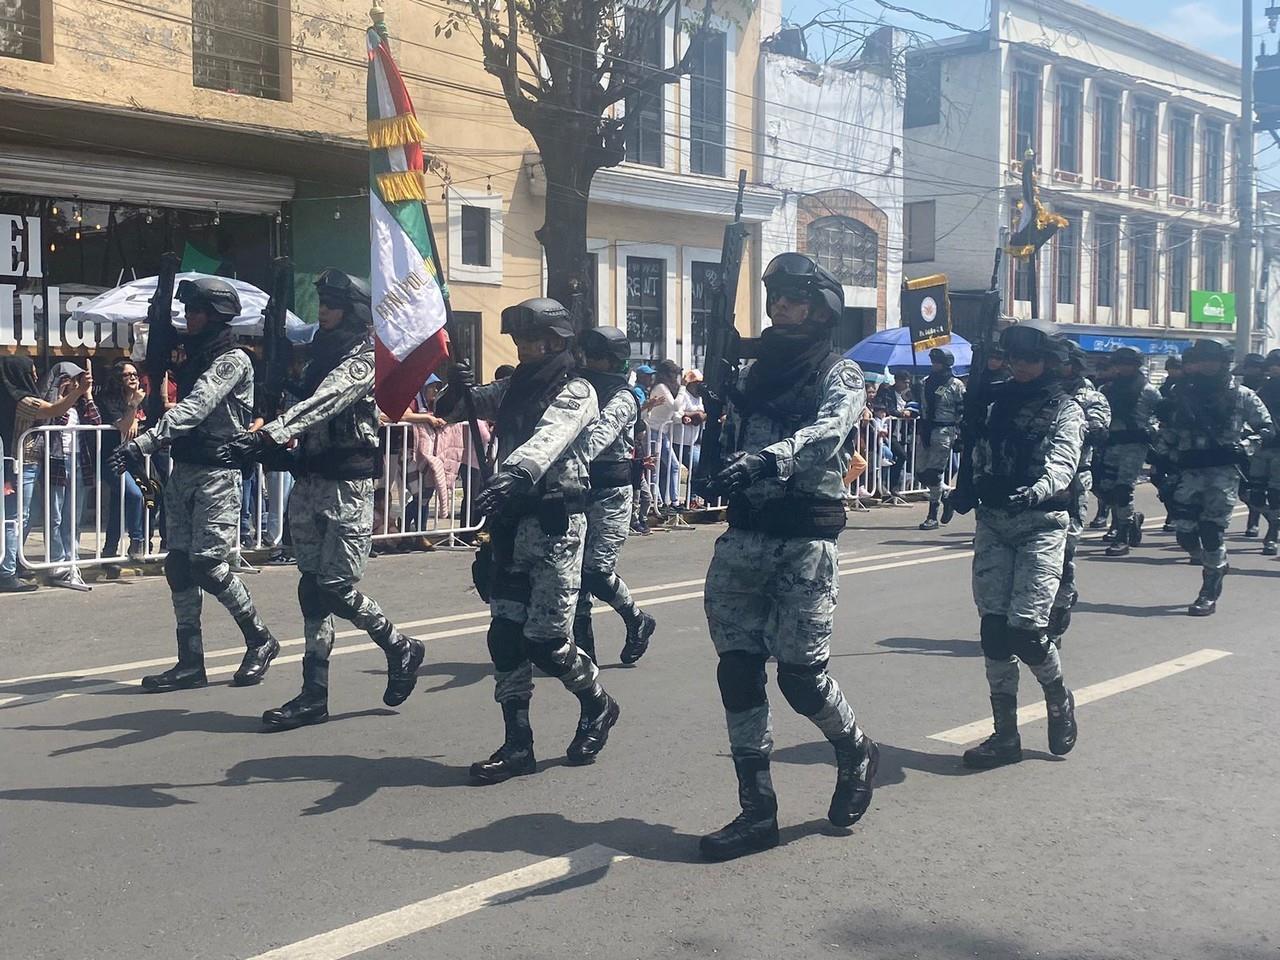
left=1027, top=149, right=1039, bottom=320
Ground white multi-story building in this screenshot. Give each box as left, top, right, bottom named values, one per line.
left=903, top=0, right=1241, bottom=356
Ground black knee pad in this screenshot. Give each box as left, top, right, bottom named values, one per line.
left=486, top=618, right=526, bottom=673
left=979, top=615, right=1013, bottom=661
left=189, top=554, right=232, bottom=595
left=716, top=651, right=768, bottom=713
left=776, top=660, right=829, bottom=717
left=298, top=573, right=328, bottom=619
left=581, top=568, right=617, bottom=602
left=1007, top=625, right=1050, bottom=666
left=1175, top=530, right=1202, bottom=554
left=1197, top=524, right=1224, bottom=552
left=163, top=550, right=194, bottom=593
left=526, top=636, right=576, bottom=678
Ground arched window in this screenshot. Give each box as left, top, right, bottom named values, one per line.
left=806, top=216, right=878, bottom=287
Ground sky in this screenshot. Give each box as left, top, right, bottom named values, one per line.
left=784, top=0, right=1254, bottom=66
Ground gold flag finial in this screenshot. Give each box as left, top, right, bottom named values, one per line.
left=371, top=3, right=385, bottom=27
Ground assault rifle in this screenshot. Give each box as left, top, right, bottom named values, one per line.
left=692, top=169, right=755, bottom=497
left=947, top=248, right=1003, bottom=516
left=259, top=257, right=294, bottom=422
left=142, top=252, right=181, bottom=426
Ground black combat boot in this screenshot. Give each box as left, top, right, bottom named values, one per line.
left=962, top=694, right=1023, bottom=769
left=828, top=732, right=879, bottom=828
left=470, top=699, right=536, bottom=784
left=382, top=632, right=425, bottom=707
left=1047, top=605, right=1071, bottom=648
left=573, top=614, right=597, bottom=666
left=232, top=622, right=279, bottom=686
left=1043, top=679, right=1077, bottom=756
left=619, top=611, right=656, bottom=665
left=1088, top=504, right=1110, bottom=529
left=1162, top=517, right=1175, bottom=533
left=1188, top=565, right=1227, bottom=617
left=1128, top=511, right=1145, bottom=546
left=142, top=628, right=207, bottom=692
left=1262, top=520, right=1277, bottom=556
left=699, top=755, right=780, bottom=862
left=1105, top=518, right=1131, bottom=556
left=940, top=493, right=956, bottom=525
left=918, top=501, right=940, bottom=531
left=566, top=687, right=621, bottom=765
left=262, top=654, right=329, bottom=730
left=1245, top=508, right=1261, bottom=538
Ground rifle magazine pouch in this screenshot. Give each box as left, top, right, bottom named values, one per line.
left=538, top=493, right=571, bottom=537
left=471, top=539, right=494, bottom=603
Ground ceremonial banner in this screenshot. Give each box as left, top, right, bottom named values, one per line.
left=901, top=274, right=952, bottom=351
left=367, top=12, right=450, bottom=419
left=1006, top=151, right=1067, bottom=259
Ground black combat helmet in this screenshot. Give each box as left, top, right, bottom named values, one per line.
left=998, top=318, right=1062, bottom=362
left=1111, top=346, right=1143, bottom=367
left=1266, top=349, right=1280, bottom=369
left=176, top=277, right=241, bottom=321
left=500, top=298, right=575, bottom=340
left=1232, top=352, right=1266, bottom=375
left=1165, top=355, right=1183, bottom=370
left=762, top=252, right=844, bottom=322
left=929, top=347, right=954, bottom=367
left=580, top=326, right=631, bottom=367
left=1060, top=338, right=1088, bottom=373
left=1184, top=338, right=1232, bottom=366
left=315, top=269, right=373, bottom=326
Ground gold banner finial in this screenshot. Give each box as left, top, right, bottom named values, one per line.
left=371, top=3, right=385, bottom=27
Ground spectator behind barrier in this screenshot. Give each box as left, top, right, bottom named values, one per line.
left=97, top=359, right=149, bottom=563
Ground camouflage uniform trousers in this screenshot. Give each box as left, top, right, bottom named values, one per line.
left=489, top=513, right=598, bottom=705
left=1095, top=443, right=1148, bottom=524
left=576, top=485, right=638, bottom=620
left=1053, top=482, right=1090, bottom=610
left=914, top=426, right=956, bottom=503
left=704, top=528, right=859, bottom=759
left=289, top=476, right=398, bottom=682
left=1247, top=446, right=1280, bottom=527
left=1169, top=465, right=1239, bottom=570
left=164, top=463, right=264, bottom=650
left=972, top=507, right=1068, bottom=698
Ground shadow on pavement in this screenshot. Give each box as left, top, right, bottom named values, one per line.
left=771, top=740, right=1061, bottom=788
left=14, top=708, right=262, bottom=756
left=1072, top=600, right=1190, bottom=617
left=873, top=636, right=981, bottom=658
left=361, top=659, right=492, bottom=694
left=0, top=782, right=196, bottom=808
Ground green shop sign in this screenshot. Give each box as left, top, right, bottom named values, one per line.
left=1190, top=290, right=1236, bottom=326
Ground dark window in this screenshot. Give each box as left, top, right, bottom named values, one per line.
left=1096, top=89, right=1120, bottom=182
left=460, top=206, right=490, bottom=266
left=1056, top=80, right=1082, bottom=174
left=446, top=311, right=482, bottom=377
left=1055, top=213, right=1079, bottom=305
left=193, top=0, right=283, bottom=100
left=1168, top=230, right=1191, bottom=314
left=1201, top=233, right=1224, bottom=291
left=1132, top=100, right=1157, bottom=190
left=1131, top=220, right=1155, bottom=311
left=1012, top=65, right=1040, bottom=160
left=1, top=0, right=41, bottom=61
left=690, top=260, right=721, bottom=367
left=1095, top=217, right=1118, bottom=309
left=624, top=10, right=664, bottom=167
left=905, top=56, right=942, bottom=128
left=1013, top=257, right=1035, bottom=302
left=689, top=30, right=726, bottom=176
left=1203, top=123, right=1225, bottom=205
left=1171, top=112, right=1193, bottom=198
left=807, top=215, right=877, bottom=287
left=626, top=256, right=665, bottom=359
left=904, top=201, right=935, bottom=263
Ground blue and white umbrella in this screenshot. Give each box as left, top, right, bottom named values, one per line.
left=844, top=327, right=972, bottom=377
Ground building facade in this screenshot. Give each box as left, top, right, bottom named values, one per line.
left=902, top=0, right=1242, bottom=358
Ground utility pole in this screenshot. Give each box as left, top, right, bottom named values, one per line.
left=1236, top=0, right=1256, bottom=363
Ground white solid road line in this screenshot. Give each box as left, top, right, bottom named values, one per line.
left=244, top=844, right=631, bottom=960
left=928, top=648, right=1233, bottom=745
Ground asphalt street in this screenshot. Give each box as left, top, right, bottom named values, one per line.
left=0, top=489, right=1275, bottom=960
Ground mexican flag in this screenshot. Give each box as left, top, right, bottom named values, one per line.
left=366, top=14, right=450, bottom=420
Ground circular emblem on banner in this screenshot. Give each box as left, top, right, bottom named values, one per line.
left=920, top=296, right=938, bottom=323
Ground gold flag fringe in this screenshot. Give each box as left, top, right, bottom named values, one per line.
left=368, top=113, right=426, bottom=149
left=376, top=170, right=426, bottom=203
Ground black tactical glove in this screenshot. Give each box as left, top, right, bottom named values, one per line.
left=473, top=467, right=534, bottom=516
left=215, top=431, right=274, bottom=468
left=447, top=360, right=474, bottom=388
left=714, top=451, right=777, bottom=495
left=107, top=440, right=145, bottom=477
left=1005, top=485, right=1041, bottom=510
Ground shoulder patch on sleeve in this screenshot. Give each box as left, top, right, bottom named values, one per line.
left=563, top=378, right=594, bottom=401
left=346, top=357, right=373, bottom=382
left=832, top=360, right=864, bottom=391
left=213, top=358, right=239, bottom=382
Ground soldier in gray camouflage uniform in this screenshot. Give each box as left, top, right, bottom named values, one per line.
left=571, top=326, right=656, bottom=666
left=109, top=278, right=279, bottom=693
left=917, top=347, right=964, bottom=529
left=962, top=321, right=1082, bottom=770
left=219, top=270, right=425, bottom=729
left=699, top=253, right=879, bottom=863
left=1152, top=339, right=1273, bottom=615
left=1048, top=340, right=1110, bottom=646
left=1246, top=350, right=1280, bottom=555
left=437, top=299, right=620, bottom=784
left=1096, top=347, right=1161, bottom=556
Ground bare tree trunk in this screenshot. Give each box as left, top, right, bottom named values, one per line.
left=535, top=134, right=599, bottom=331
